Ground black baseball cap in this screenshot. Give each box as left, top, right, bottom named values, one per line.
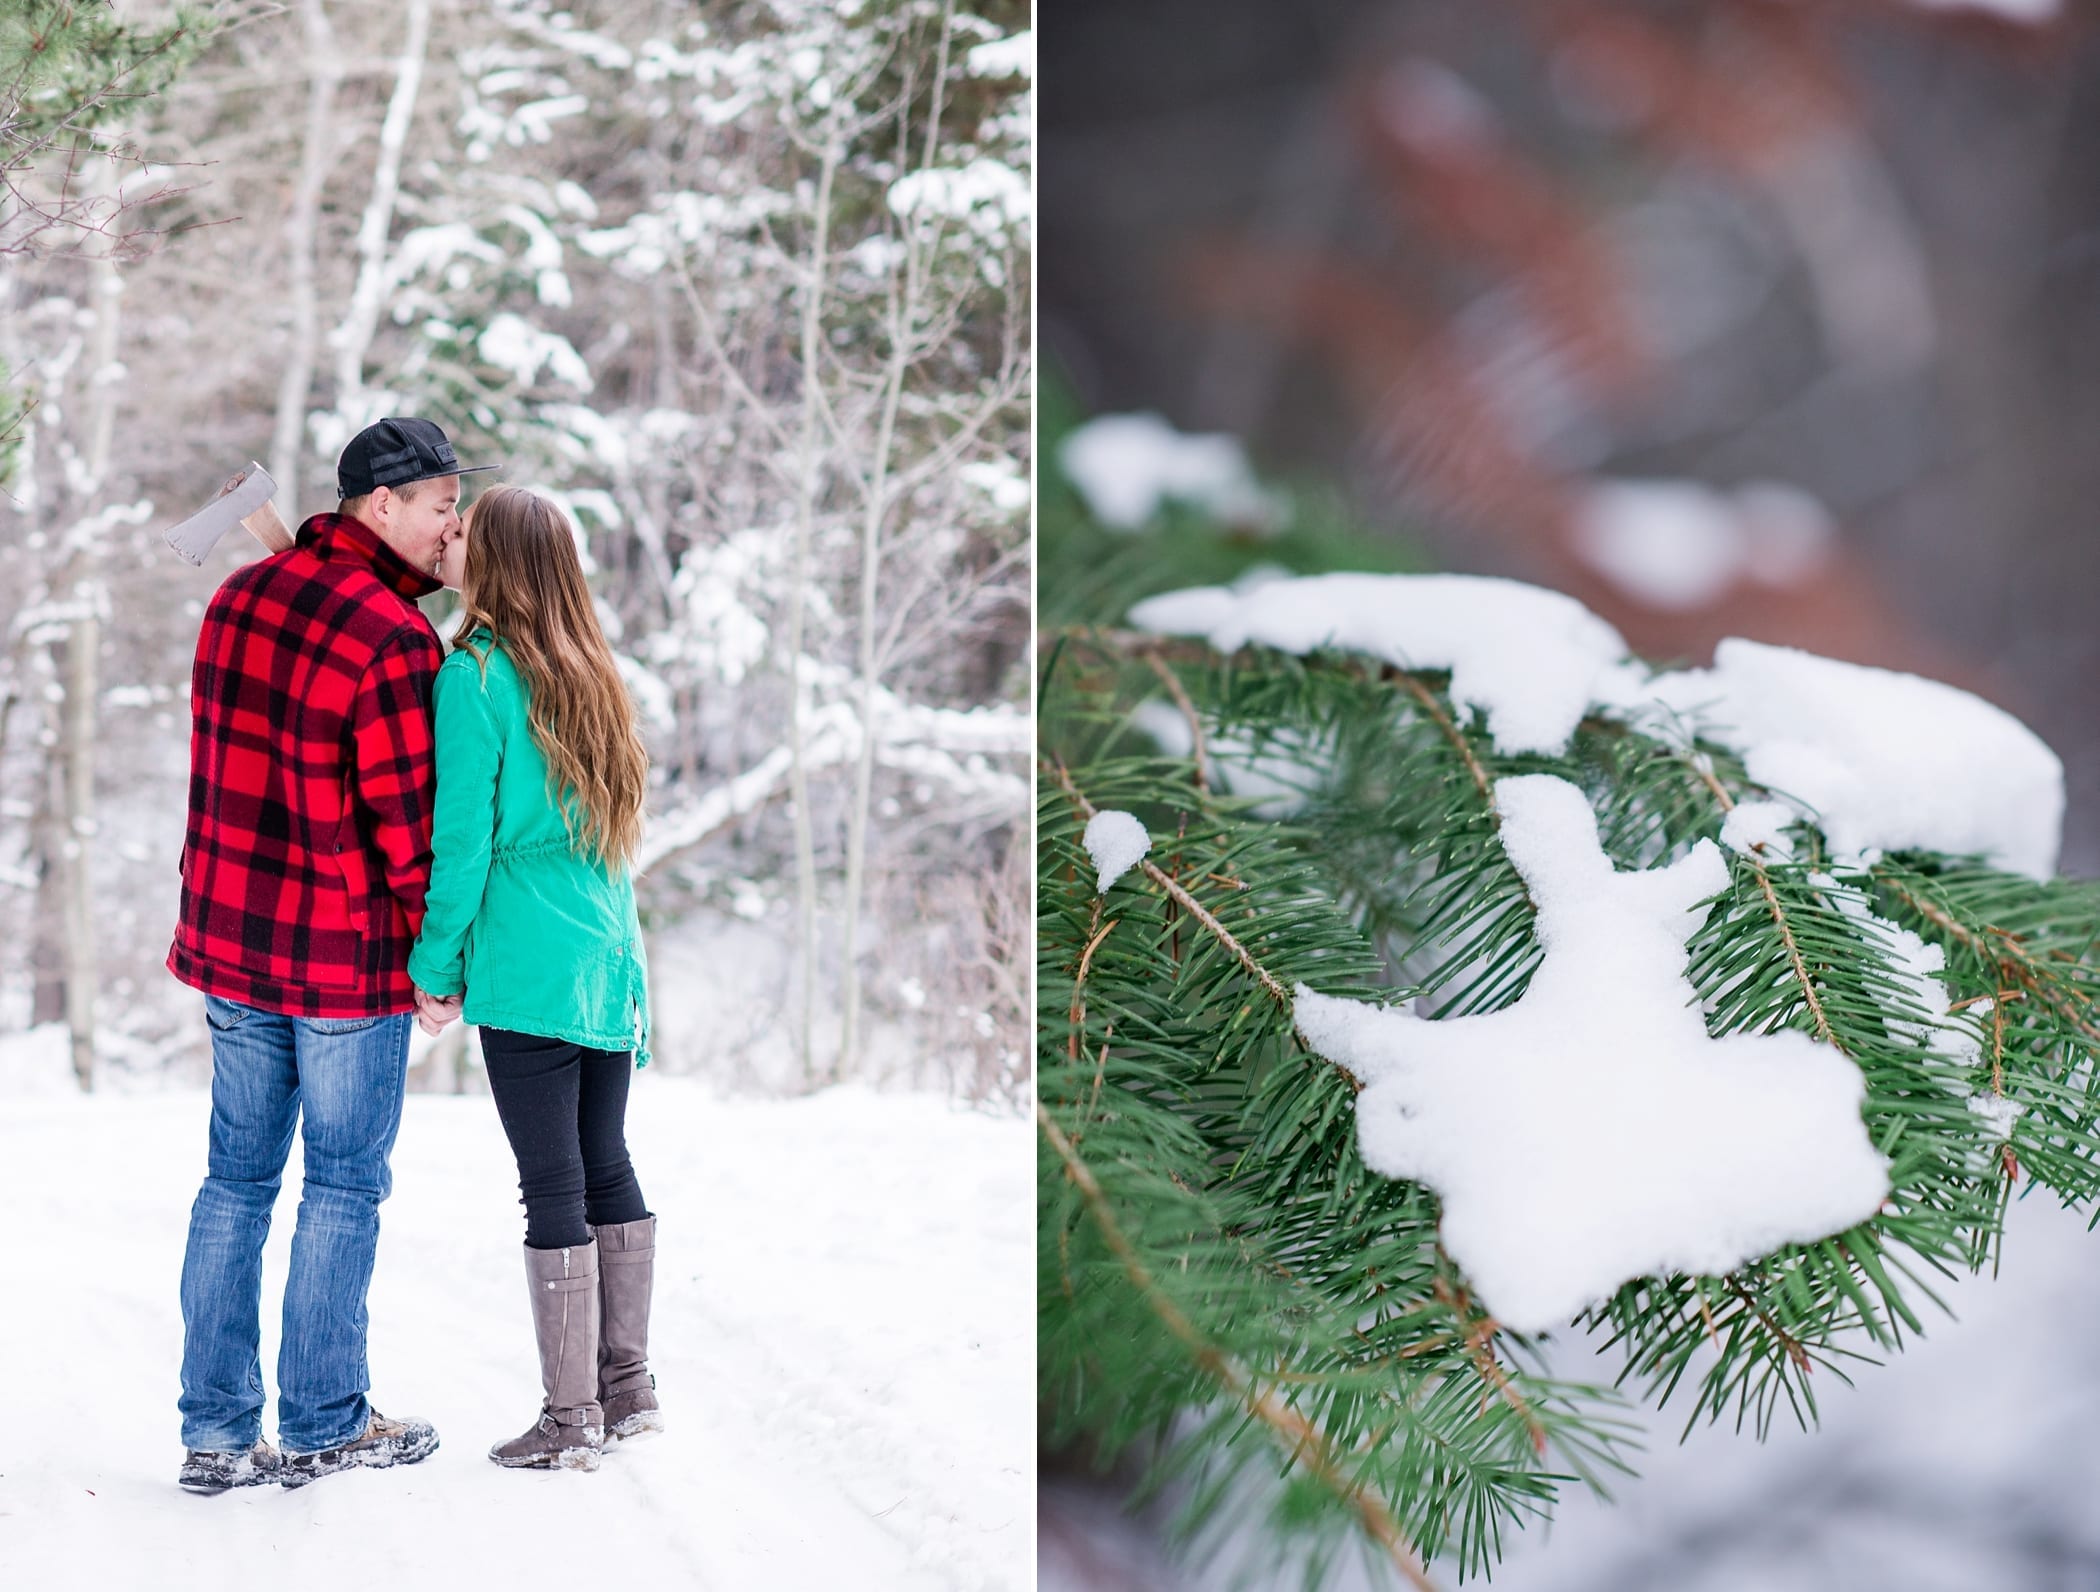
left=336, top=416, right=499, bottom=499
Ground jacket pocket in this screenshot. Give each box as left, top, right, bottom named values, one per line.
left=332, top=812, right=373, bottom=934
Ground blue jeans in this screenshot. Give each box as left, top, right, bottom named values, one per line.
left=177, top=994, right=413, bottom=1454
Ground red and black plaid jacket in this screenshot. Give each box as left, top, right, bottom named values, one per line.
left=167, top=512, right=444, bottom=1018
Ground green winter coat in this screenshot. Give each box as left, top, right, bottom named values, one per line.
left=406, top=631, right=651, bottom=1064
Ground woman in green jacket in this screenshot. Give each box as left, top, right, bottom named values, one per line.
left=407, top=484, right=661, bottom=1473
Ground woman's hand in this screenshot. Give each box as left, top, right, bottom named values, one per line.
left=414, top=985, right=465, bottom=1036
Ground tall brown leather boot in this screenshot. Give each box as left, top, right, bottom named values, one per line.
left=489, top=1240, right=605, bottom=1471
left=593, top=1215, right=664, bottom=1446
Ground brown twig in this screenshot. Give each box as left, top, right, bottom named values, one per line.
left=1066, top=898, right=1112, bottom=1064
left=1144, top=650, right=1210, bottom=794
left=1047, top=756, right=1298, bottom=1016
left=1066, top=626, right=1497, bottom=810
left=1388, top=667, right=1493, bottom=805
left=1724, top=1277, right=1812, bottom=1375
left=1752, top=865, right=1841, bottom=1051
left=1432, top=1275, right=1546, bottom=1453
left=1989, top=988, right=2010, bottom=1098
left=1696, top=1289, right=1721, bottom=1349
left=1686, top=753, right=1843, bottom=1052
left=1885, top=878, right=2100, bottom=1050
left=1085, top=1019, right=1115, bottom=1131
left=1038, top=1104, right=1445, bottom=1592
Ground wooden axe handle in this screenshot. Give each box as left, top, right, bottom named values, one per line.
left=240, top=498, right=295, bottom=553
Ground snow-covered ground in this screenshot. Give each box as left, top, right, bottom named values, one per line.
left=0, top=1062, right=1032, bottom=1591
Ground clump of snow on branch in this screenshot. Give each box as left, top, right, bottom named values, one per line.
left=966, top=29, right=1032, bottom=79
left=1059, top=413, right=1284, bottom=532
left=476, top=312, right=591, bottom=391
left=1623, top=639, right=2064, bottom=880
left=1815, top=871, right=1980, bottom=1063
left=1131, top=571, right=2066, bottom=878
left=887, top=157, right=1031, bottom=244
left=1968, top=1092, right=2024, bottom=1139
left=1719, top=799, right=1798, bottom=859
left=958, top=459, right=1030, bottom=516
left=1572, top=478, right=1833, bottom=612
left=1130, top=572, right=1631, bottom=756
left=636, top=682, right=1028, bottom=879
left=1294, top=775, right=1891, bottom=1334
left=1083, top=810, right=1151, bottom=895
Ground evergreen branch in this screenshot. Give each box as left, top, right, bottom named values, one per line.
left=1883, top=875, right=2100, bottom=1050
left=1432, top=1273, right=1545, bottom=1453
left=1723, top=1277, right=1811, bottom=1375
left=1989, top=988, right=2019, bottom=1182
left=1038, top=1102, right=1446, bottom=1592
left=1045, top=755, right=1304, bottom=1026
left=1041, top=574, right=2100, bottom=1581
left=1683, top=749, right=1841, bottom=1050
left=1753, top=864, right=1842, bottom=1051
left=1144, top=648, right=1211, bottom=793
left=1388, top=667, right=1492, bottom=804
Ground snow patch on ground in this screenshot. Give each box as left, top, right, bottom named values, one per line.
left=0, top=1022, right=77, bottom=1096
left=0, top=1077, right=1031, bottom=1591
left=1083, top=810, right=1150, bottom=894
left=1293, top=775, right=1889, bottom=1333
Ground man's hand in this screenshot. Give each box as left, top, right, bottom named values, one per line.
left=413, top=985, right=464, bottom=1037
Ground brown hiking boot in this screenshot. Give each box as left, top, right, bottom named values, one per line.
left=280, top=1411, right=438, bottom=1489
left=594, top=1215, right=664, bottom=1447
left=490, top=1240, right=605, bottom=1472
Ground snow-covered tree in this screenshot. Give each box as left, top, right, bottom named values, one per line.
left=0, top=0, right=1030, bottom=1101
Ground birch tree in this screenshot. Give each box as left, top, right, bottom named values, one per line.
left=267, top=0, right=343, bottom=514
left=0, top=0, right=1031, bottom=1100
left=837, top=0, right=1030, bottom=1077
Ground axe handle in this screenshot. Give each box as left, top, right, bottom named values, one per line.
left=240, top=499, right=295, bottom=554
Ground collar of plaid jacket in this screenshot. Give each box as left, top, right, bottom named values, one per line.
left=295, top=511, right=444, bottom=601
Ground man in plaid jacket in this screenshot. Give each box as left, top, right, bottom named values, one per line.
left=169, top=417, right=495, bottom=1496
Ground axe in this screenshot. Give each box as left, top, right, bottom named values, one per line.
left=162, top=463, right=295, bottom=567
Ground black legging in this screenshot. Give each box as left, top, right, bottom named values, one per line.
left=480, top=1026, right=649, bottom=1249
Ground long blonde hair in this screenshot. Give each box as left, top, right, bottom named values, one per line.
left=456, top=485, right=648, bottom=867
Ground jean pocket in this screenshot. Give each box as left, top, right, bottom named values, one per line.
left=303, top=1014, right=382, bottom=1035
left=203, top=995, right=250, bottom=1032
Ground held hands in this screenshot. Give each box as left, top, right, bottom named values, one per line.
left=413, top=985, right=465, bottom=1037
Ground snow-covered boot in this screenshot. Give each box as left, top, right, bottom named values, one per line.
left=593, top=1214, right=664, bottom=1446
left=489, top=1240, right=604, bottom=1472
left=178, top=1438, right=283, bottom=1494
left=279, top=1411, right=438, bottom=1489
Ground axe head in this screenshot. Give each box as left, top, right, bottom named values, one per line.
left=163, top=464, right=281, bottom=567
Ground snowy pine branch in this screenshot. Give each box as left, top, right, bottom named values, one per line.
left=1039, top=589, right=2100, bottom=1584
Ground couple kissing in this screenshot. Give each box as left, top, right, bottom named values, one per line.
left=167, top=417, right=661, bottom=1493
